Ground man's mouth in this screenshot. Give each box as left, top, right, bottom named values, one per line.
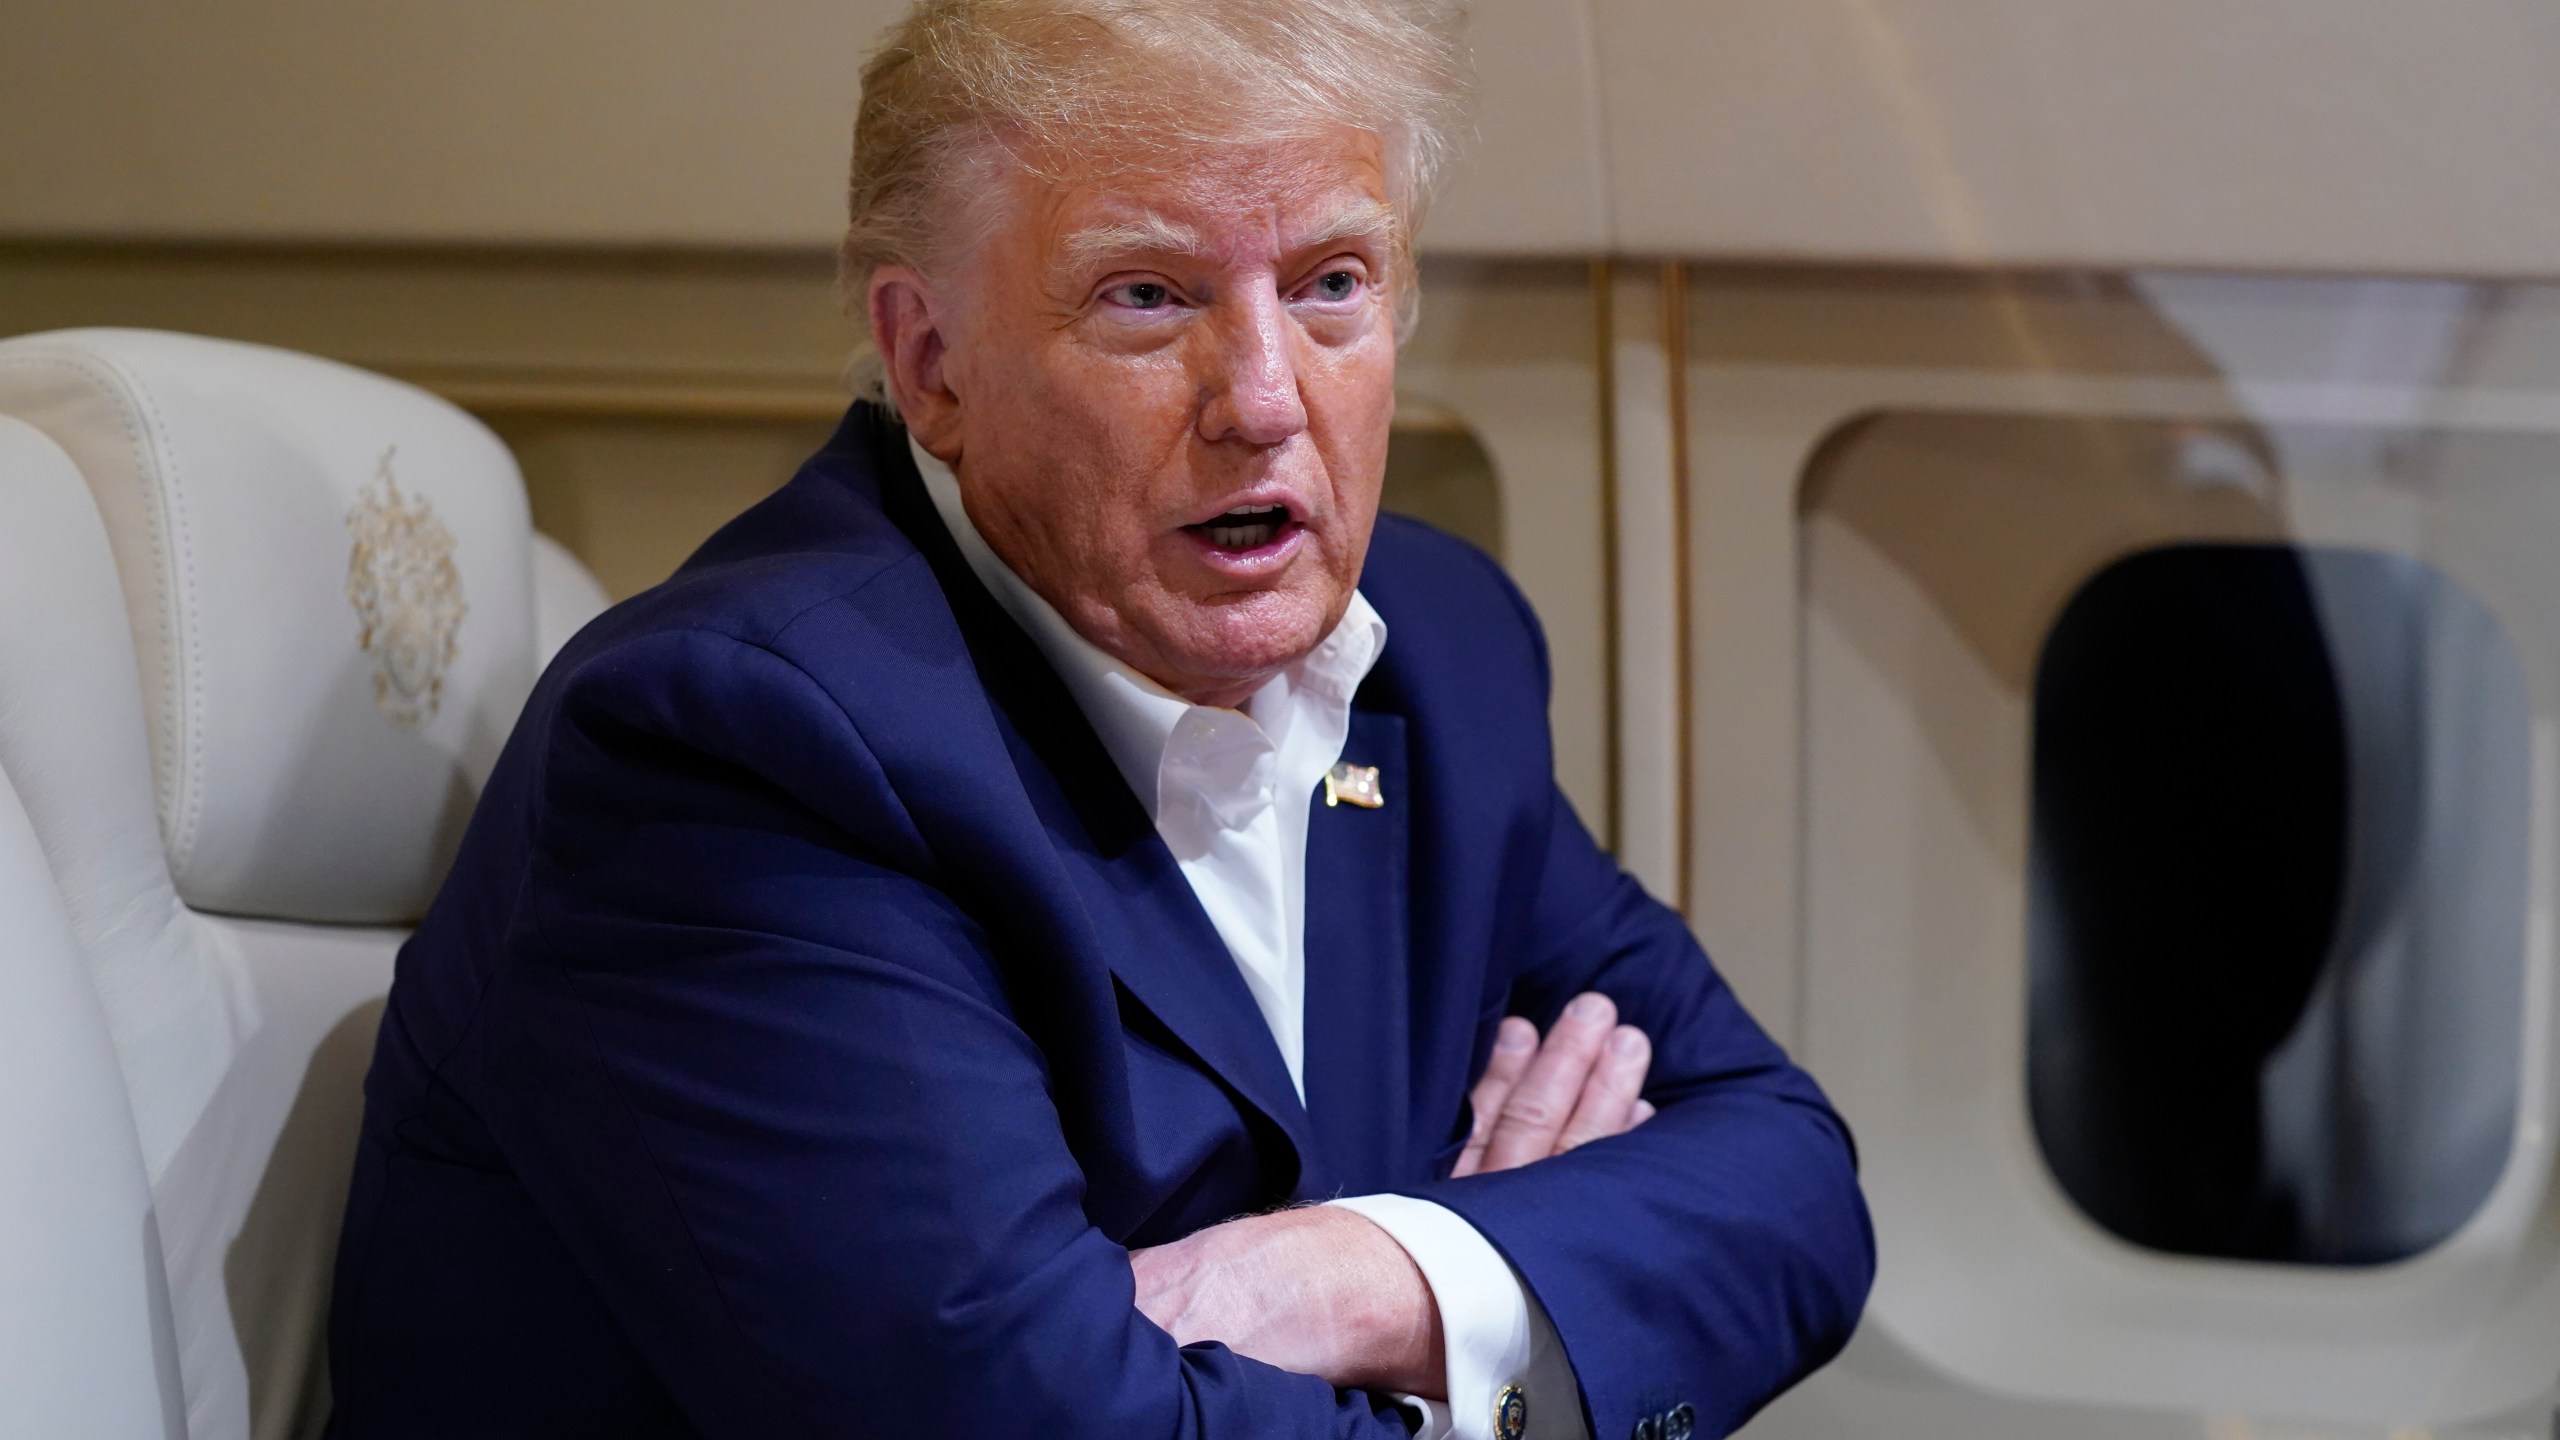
left=1186, top=503, right=1293, bottom=553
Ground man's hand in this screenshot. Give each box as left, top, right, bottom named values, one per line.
left=1453, top=991, right=1654, bottom=1178
left=1127, top=994, right=1653, bottom=1393
left=1131, top=1205, right=1446, bottom=1396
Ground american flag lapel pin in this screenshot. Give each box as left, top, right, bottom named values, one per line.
left=1323, top=761, right=1385, bottom=809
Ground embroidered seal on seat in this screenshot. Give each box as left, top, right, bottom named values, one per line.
left=345, top=445, right=466, bottom=728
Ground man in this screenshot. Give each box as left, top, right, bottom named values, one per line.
left=326, top=2, right=1873, bottom=1436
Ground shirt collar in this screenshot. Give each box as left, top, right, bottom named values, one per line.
left=908, top=432, right=1386, bottom=818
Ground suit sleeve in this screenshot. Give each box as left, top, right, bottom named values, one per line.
left=1389, top=563, right=1876, bottom=1440
left=477, top=628, right=1416, bottom=1440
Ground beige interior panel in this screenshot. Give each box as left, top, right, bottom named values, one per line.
left=0, top=242, right=860, bottom=406
left=1422, top=0, right=1611, bottom=253
left=1796, top=410, right=2560, bottom=1425
left=0, top=0, right=1604, bottom=255
left=487, top=414, right=836, bottom=601
left=1680, top=265, right=2253, bottom=1035
left=1686, top=265, right=2560, bottom=1438
left=1603, top=264, right=1683, bottom=907
left=1398, top=259, right=1613, bottom=837
left=1597, top=0, right=2560, bottom=274
left=0, top=0, right=893, bottom=246
left=17, top=0, right=2560, bottom=269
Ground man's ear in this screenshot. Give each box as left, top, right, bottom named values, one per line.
left=868, top=265, right=963, bottom=459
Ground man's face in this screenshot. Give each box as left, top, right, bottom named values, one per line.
left=899, top=129, right=1399, bottom=707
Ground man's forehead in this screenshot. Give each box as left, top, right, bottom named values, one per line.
left=1029, top=133, right=1396, bottom=270
left=1055, top=194, right=1394, bottom=269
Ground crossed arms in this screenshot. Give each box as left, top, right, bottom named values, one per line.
left=480, top=624, right=1874, bottom=1439
left=1130, top=992, right=1659, bottom=1397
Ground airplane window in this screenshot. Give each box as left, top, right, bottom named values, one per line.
left=2027, top=543, right=2527, bottom=1265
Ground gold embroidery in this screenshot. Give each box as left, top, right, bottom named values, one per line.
left=346, top=446, right=467, bottom=728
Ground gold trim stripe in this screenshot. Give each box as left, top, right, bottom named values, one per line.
left=402, top=373, right=1497, bottom=432
left=1663, top=261, right=1695, bottom=918
left=1593, top=258, right=1623, bottom=855
left=422, top=377, right=852, bottom=423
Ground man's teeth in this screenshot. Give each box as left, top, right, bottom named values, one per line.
left=1201, top=504, right=1287, bottom=550
left=1209, top=522, right=1279, bottom=548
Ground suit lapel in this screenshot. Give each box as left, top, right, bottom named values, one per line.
left=1300, top=708, right=1413, bottom=1196
left=870, top=439, right=1321, bottom=1183
left=1042, top=757, right=1323, bottom=1187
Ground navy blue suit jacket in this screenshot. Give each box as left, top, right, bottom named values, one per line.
left=327, top=404, right=1873, bottom=1439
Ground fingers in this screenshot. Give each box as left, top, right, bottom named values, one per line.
left=1452, top=1017, right=1537, bottom=1177
left=1554, top=1024, right=1650, bottom=1153
left=1478, top=992, right=1617, bottom=1172
left=1459, top=997, right=1660, bottom=1177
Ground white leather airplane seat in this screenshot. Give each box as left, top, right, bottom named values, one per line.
left=0, top=329, right=610, bottom=1440
left=532, top=530, right=612, bottom=668
left=0, top=414, right=186, bottom=1440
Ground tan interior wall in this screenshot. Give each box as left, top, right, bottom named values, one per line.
left=0, top=0, right=1608, bottom=255
left=489, top=413, right=840, bottom=600
left=1664, top=265, right=2233, bottom=1031
left=1597, top=0, right=2560, bottom=274
left=13, top=1, right=2560, bottom=271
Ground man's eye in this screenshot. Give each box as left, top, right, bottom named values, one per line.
left=1106, top=281, right=1173, bottom=310
left=1311, top=269, right=1362, bottom=302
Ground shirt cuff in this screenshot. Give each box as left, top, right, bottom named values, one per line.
left=1327, top=1193, right=1588, bottom=1440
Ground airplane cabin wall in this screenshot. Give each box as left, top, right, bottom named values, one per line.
left=10, top=1, right=2560, bottom=271
left=10, top=5, right=2560, bottom=1436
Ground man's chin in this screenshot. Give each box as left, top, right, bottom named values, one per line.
left=1149, top=600, right=1337, bottom=701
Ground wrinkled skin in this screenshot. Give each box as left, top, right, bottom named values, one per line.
left=874, top=128, right=1396, bottom=707
left=867, top=127, right=1653, bottom=1398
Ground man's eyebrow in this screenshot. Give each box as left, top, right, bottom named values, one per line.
left=1292, top=197, right=1400, bottom=253
left=1057, top=214, right=1210, bottom=273
left=1053, top=199, right=1401, bottom=278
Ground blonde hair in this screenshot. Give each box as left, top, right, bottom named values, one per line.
left=840, top=0, right=1471, bottom=395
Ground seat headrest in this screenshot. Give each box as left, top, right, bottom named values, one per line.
left=0, top=329, right=537, bottom=923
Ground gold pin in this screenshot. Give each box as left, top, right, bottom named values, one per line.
left=1323, top=762, right=1384, bottom=809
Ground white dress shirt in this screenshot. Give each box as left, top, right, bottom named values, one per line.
left=913, top=438, right=1585, bottom=1440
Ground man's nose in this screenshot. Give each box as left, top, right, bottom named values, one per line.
left=1196, top=288, right=1308, bottom=447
